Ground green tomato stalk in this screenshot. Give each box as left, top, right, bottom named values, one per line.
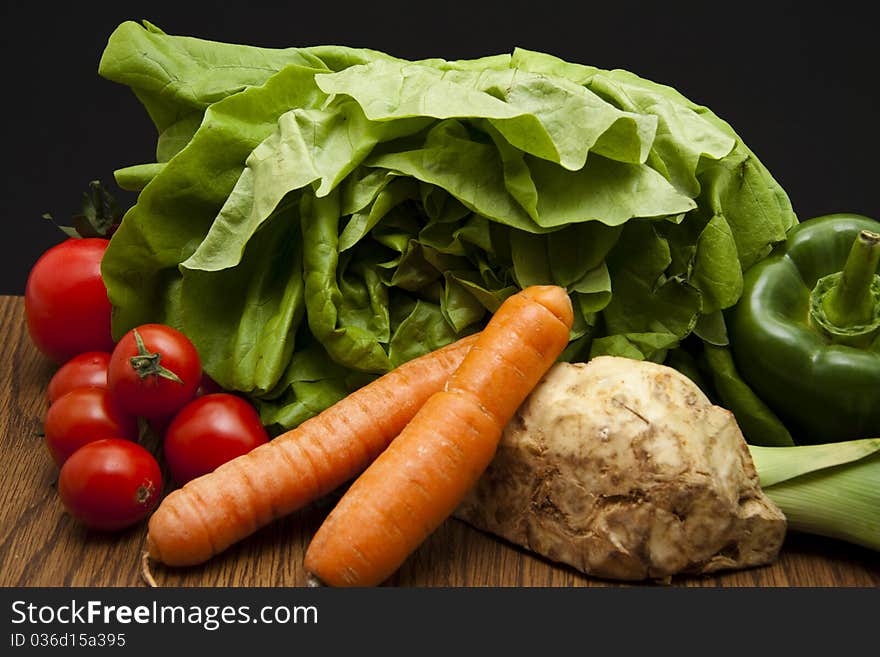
left=129, top=329, right=185, bottom=384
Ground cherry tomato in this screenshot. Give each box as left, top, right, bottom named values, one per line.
left=108, top=324, right=202, bottom=419
left=164, top=393, right=269, bottom=486
left=147, top=373, right=225, bottom=438
left=58, top=438, right=162, bottom=531
left=44, top=387, right=139, bottom=467
left=25, top=238, right=114, bottom=364
left=46, top=351, right=111, bottom=404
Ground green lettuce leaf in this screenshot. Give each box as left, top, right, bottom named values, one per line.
left=315, top=60, right=657, bottom=170
left=99, top=21, right=797, bottom=430
left=101, top=63, right=336, bottom=332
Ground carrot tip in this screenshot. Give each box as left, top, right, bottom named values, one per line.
left=145, top=532, right=161, bottom=562
left=140, top=550, right=159, bottom=588
left=306, top=573, right=326, bottom=588
left=522, top=285, right=574, bottom=328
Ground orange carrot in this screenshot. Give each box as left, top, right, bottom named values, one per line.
left=303, top=285, right=574, bottom=586
left=146, top=333, right=478, bottom=567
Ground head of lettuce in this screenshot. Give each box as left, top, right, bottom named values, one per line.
left=98, top=21, right=796, bottom=431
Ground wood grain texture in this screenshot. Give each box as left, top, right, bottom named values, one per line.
left=0, top=295, right=877, bottom=587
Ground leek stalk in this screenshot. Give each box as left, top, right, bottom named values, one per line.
left=749, top=438, right=880, bottom=551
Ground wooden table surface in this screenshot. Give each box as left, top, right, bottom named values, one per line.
left=1, top=295, right=877, bottom=587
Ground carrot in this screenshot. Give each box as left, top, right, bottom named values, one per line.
left=303, top=285, right=574, bottom=586
left=145, top=333, right=478, bottom=567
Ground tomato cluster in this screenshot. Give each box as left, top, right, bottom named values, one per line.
left=28, top=237, right=268, bottom=532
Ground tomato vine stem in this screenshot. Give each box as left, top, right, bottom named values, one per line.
left=129, top=329, right=185, bottom=384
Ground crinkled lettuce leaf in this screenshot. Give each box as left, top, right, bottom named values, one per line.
left=99, top=22, right=797, bottom=430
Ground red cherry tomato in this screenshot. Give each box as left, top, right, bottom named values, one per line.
left=164, top=393, right=269, bottom=486
left=58, top=438, right=162, bottom=531
left=46, top=351, right=111, bottom=404
left=44, top=387, right=139, bottom=467
left=143, top=371, right=222, bottom=439
left=108, top=324, right=202, bottom=419
left=25, top=238, right=114, bottom=364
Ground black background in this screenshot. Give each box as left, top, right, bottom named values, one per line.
left=2, top=0, right=878, bottom=293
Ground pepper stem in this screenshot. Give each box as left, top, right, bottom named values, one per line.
left=822, top=230, right=880, bottom=327
left=129, top=329, right=185, bottom=384
left=809, top=230, right=880, bottom=346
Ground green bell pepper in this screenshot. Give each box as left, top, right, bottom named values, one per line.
left=730, top=214, right=880, bottom=444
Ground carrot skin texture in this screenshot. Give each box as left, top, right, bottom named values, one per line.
left=304, top=285, right=574, bottom=586
left=146, top=334, right=478, bottom=567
